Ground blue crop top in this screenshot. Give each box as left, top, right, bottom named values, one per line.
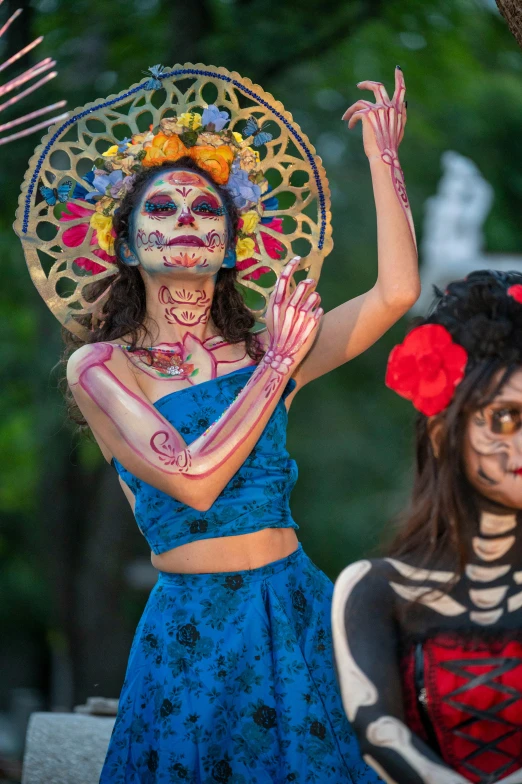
left=112, top=366, right=299, bottom=554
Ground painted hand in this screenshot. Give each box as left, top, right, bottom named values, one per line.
left=264, top=256, right=323, bottom=376
left=342, top=66, right=407, bottom=163
left=342, top=67, right=415, bottom=246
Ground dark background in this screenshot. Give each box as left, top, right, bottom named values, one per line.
left=2, top=0, right=522, bottom=775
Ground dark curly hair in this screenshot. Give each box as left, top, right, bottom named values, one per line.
left=427, top=269, right=522, bottom=369
left=388, top=270, right=522, bottom=572
left=62, top=157, right=263, bottom=427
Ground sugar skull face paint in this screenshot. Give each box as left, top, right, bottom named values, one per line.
left=131, top=168, right=228, bottom=278
left=463, top=369, right=522, bottom=509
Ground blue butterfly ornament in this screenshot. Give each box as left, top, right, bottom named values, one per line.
left=242, top=116, right=273, bottom=148
left=39, top=180, right=72, bottom=206
left=143, top=64, right=167, bottom=91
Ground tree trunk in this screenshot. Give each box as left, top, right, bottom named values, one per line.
left=496, top=0, right=522, bottom=49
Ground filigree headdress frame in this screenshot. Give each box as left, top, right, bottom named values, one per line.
left=14, top=63, right=332, bottom=338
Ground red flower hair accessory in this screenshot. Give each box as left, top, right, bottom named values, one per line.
left=508, top=284, right=522, bottom=304
left=385, top=324, right=468, bottom=416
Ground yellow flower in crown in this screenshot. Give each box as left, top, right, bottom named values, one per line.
left=102, top=145, right=120, bottom=157
left=241, top=211, right=260, bottom=234
left=178, top=112, right=202, bottom=130
left=236, top=236, right=256, bottom=261
left=232, top=131, right=243, bottom=144
left=90, top=212, right=115, bottom=254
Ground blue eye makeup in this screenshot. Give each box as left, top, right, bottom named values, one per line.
left=144, top=198, right=177, bottom=214
left=193, top=202, right=225, bottom=215
left=192, top=194, right=225, bottom=216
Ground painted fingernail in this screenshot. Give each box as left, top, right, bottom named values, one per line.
left=396, top=65, right=402, bottom=70
left=405, top=100, right=408, bottom=108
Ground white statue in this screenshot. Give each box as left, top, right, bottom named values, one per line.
left=415, top=151, right=522, bottom=312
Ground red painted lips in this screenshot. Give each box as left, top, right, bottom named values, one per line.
left=167, top=235, right=205, bottom=247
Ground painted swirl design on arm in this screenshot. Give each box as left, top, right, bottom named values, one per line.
left=150, top=431, right=192, bottom=471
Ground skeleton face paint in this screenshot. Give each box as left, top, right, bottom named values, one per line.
left=131, top=169, right=228, bottom=278
left=463, top=369, right=522, bottom=509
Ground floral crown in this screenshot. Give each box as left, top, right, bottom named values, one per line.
left=14, top=64, right=332, bottom=339
left=385, top=273, right=522, bottom=417
left=71, top=103, right=273, bottom=270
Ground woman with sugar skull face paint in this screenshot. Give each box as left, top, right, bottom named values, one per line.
left=16, top=63, right=418, bottom=782
left=333, top=271, right=522, bottom=784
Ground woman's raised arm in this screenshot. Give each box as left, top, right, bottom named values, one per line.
left=294, top=66, right=420, bottom=389
left=67, top=257, right=322, bottom=511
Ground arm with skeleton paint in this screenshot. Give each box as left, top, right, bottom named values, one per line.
left=331, top=560, right=470, bottom=784
left=67, top=257, right=322, bottom=512
left=293, top=66, right=419, bottom=390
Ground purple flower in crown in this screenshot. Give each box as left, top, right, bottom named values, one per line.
left=201, top=105, right=230, bottom=132
left=111, top=173, right=136, bottom=199
left=85, top=170, right=124, bottom=201
left=84, top=170, right=136, bottom=201
left=226, top=162, right=261, bottom=209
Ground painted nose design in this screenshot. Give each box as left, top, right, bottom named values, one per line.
left=177, top=207, right=195, bottom=226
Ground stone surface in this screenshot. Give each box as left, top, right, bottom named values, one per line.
left=74, top=697, right=119, bottom=716
left=22, top=712, right=115, bottom=784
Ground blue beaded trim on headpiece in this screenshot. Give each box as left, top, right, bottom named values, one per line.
left=23, top=68, right=327, bottom=249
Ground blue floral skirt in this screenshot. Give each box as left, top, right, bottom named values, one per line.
left=99, top=544, right=380, bottom=783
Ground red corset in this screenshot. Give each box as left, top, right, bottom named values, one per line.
left=401, top=633, right=522, bottom=783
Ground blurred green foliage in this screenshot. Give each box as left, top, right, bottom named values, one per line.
left=2, top=0, right=522, bottom=704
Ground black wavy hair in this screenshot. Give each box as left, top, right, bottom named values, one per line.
left=388, top=270, right=522, bottom=571
left=62, top=157, right=263, bottom=427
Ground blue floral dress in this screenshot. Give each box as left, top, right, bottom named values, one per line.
left=99, top=367, right=381, bottom=784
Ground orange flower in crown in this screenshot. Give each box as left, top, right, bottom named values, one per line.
left=142, top=131, right=189, bottom=167
left=73, top=102, right=270, bottom=271
left=190, top=144, right=235, bottom=185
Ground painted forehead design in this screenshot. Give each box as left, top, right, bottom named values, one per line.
left=143, top=171, right=221, bottom=200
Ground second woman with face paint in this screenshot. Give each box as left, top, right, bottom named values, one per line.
left=333, top=270, right=522, bottom=784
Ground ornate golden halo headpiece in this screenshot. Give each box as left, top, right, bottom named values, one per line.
left=14, top=63, right=333, bottom=339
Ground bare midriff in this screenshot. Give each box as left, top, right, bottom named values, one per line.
left=151, top=527, right=299, bottom=574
